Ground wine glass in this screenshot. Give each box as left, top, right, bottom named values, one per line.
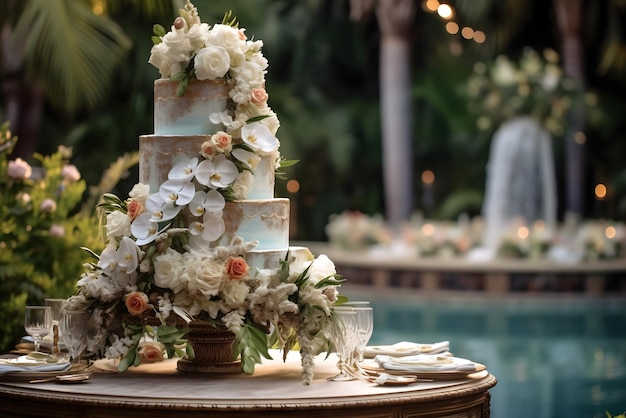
left=60, top=310, right=88, bottom=366
left=335, top=306, right=374, bottom=365
left=328, top=309, right=358, bottom=382
left=44, top=298, right=65, bottom=354
left=24, top=306, right=52, bottom=353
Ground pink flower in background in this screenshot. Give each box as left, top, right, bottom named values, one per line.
left=7, top=158, right=32, bottom=179
left=61, top=164, right=81, bottom=182
left=40, top=198, right=57, bottom=213
left=49, top=224, right=65, bottom=237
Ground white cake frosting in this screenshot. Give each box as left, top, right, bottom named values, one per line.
left=140, top=79, right=292, bottom=268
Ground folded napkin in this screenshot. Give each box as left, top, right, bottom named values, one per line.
left=0, top=355, right=71, bottom=377
left=374, top=354, right=477, bottom=373
left=365, top=341, right=450, bottom=357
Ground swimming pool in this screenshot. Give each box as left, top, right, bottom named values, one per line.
left=342, top=285, right=626, bottom=418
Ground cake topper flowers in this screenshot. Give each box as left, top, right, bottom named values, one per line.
left=65, top=3, right=343, bottom=384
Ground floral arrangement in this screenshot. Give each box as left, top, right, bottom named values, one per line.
left=0, top=122, right=106, bottom=352
left=65, top=2, right=344, bottom=384
left=325, top=210, right=392, bottom=250
left=465, top=48, right=580, bottom=137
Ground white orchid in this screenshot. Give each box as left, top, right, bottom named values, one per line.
left=168, top=157, right=198, bottom=181
left=241, top=122, right=279, bottom=155
left=195, top=154, right=238, bottom=188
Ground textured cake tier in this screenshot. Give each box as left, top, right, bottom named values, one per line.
left=245, top=246, right=312, bottom=271
left=139, top=135, right=205, bottom=193
left=139, top=134, right=275, bottom=198
left=154, top=79, right=230, bottom=135
left=218, top=199, right=290, bottom=251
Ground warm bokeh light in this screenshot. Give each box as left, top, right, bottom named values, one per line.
left=605, top=226, right=617, bottom=239
left=517, top=226, right=529, bottom=239
left=422, top=223, right=435, bottom=236
left=286, top=179, right=300, bottom=194
left=422, top=170, right=435, bottom=184
left=445, top=22, right=459, bottom=34
left=461, top=27, right=474, bottom=39
left=437, top=4, right=454, bottom=19
left=533, top=220, right=545, bottom=231
left=595, top=183, right=607, bottom=200
left=473, top=30, right=486, bottom=43
left=574, top=131, right=586, bottom=145
left=424, top=0, right=440, bottom=12
left=92, top=0, right=105, bottom=15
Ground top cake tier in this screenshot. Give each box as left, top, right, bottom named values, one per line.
left=154, top=79, right=230, bottom=135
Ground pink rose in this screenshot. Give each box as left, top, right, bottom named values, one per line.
left=138, top=341, right=164, bottom=364
left=40, top=198, right=57, bottom=213
left=61, top=164, right=81, bottom=182
left=127, top=199, right=145, bottom=220
left=49, top=224, right=65, bottom=237
left=7, top=158, right=32, bottom=179
left=200, top=140, right=218, bottom=160
left=225, top=256, right=249, bottom=280
left=125, top=291, right=150, bottom=316
left=250, top=88, right=268, bottom=106
left=210, top=131, right=232, bottom=152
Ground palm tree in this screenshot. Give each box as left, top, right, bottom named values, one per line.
left=0, top=0, right=179, bottom=159
left=351, top=0, right=416, bottom=232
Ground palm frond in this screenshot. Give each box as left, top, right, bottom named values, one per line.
left=13, top=0, right=132, bottom=114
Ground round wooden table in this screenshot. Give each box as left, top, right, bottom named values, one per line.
left=0, top=351, right=496, bottom=417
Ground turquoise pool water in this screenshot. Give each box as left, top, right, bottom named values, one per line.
left=343, top=286, right=626, bottom=418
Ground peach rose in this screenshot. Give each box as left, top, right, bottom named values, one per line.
left=225, top=256, right=249, bottom=280
left=200, top=140, right=218, bottom=160
left=127, top=199, right=145, bottom=220
left=250, top=88, right=268, bottom=106
left=211, top=131, right=233, bottom=152
left=125, top=291, right=150, bottom=316
left=138, top=341, right=164, bottom=364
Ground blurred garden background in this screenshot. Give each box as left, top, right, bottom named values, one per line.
left=1, top=0, right=625, bottom=350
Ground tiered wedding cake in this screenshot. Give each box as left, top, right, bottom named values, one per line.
left=66, top=1, right=343, bottom=384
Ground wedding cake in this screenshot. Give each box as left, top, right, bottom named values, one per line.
left=66, top=1, right=343, bottom=384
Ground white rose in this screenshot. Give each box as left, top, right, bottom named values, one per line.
left=154, top=249, right=186, bottom=293
left=105, top=210, right=131, bottom=239
left=186, top=23, right=210, bottom=50
left=148, top=42, right=176, bottom=78
left=162, top=25, right=193, bottom=63
left=306, top=255, right=337, bottom=285
left=221, top=280, right=249, bottom=307
left=128, top=183, right=150, bottom=204
left=229, top=60, right=264, bottom=87
left=194, top=46, right=231, bottom=80
left=288, top=248, right=315, bottom=277
left=206, top=24, right=246, bottom=55
left=185, top=255, right=224, bottom=297
left=231, top=171, right=253, bottom=200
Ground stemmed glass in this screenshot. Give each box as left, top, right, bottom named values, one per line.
left=335, top=305, right=374, bottom=365
left=44, top=298, right=65, bottom=354
left=328, top=309, right=358, bottom=381
left=24, top=306, right=52, bottom=353
left=60, top=310, right=88, bottom=366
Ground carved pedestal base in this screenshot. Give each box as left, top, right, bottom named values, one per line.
left=176, top=321, right=241, bottom=374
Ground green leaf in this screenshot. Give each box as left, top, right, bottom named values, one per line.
left=314, top=274, right=345, bottom=288
left=246, top=115, right=270, bottom=123
left=153, top=24, right=166, bottom=37
left=151, top=35, right=162, bottom=45
left=278, top=159, right=299, bottom=168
